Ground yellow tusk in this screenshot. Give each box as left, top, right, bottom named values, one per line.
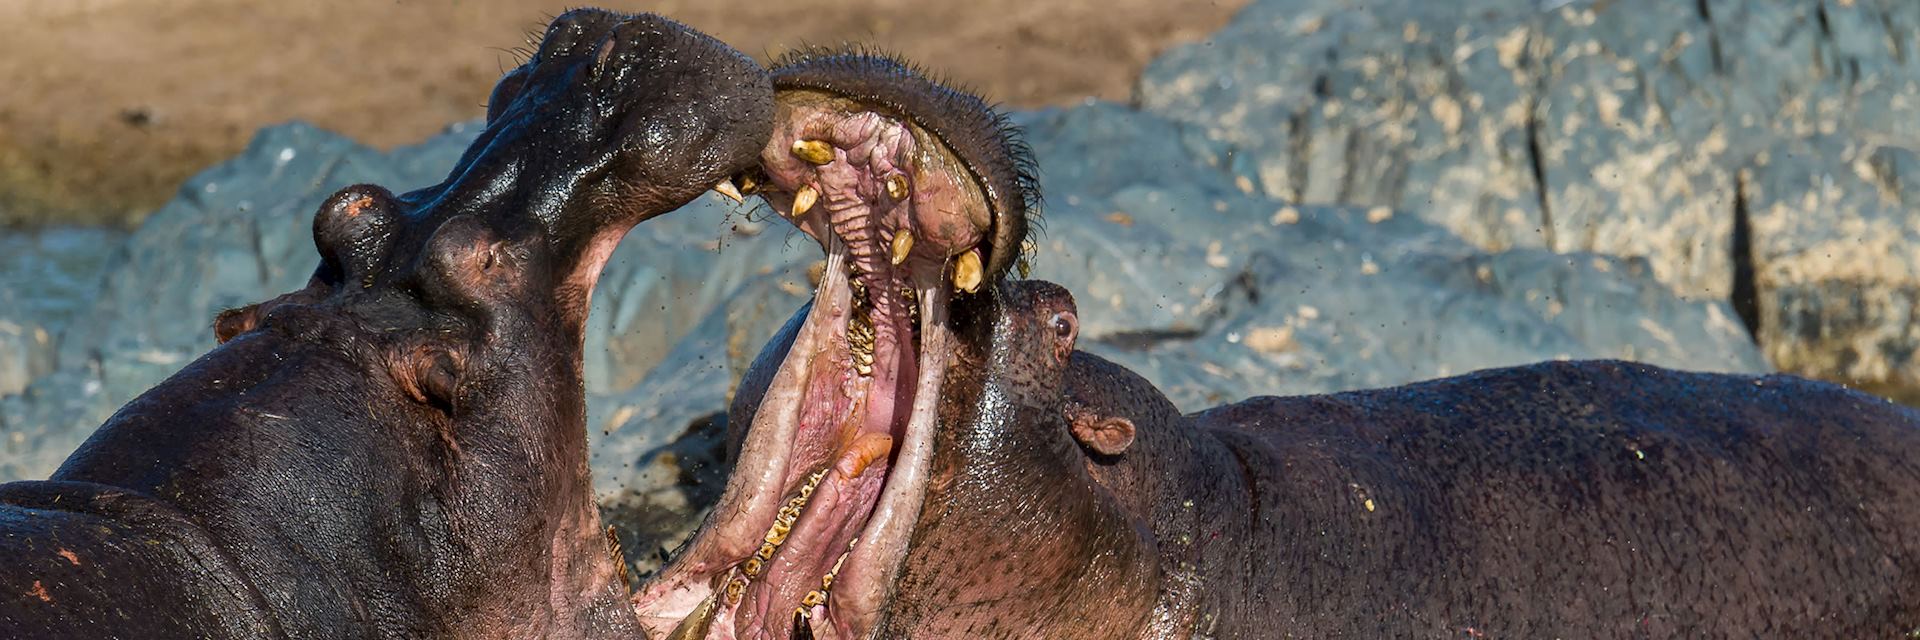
left=953, top=250, right=983, bottom=293
left=711, top=179, right=744, bottom=204
left=664, top=591, right=719, bottom=640
left=792, top=185, right=819, bottom=218
left=792, top=139, right=834, bottom=165
left=891, top=230, right=914, bottom=265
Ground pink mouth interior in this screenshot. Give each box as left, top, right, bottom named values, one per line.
left=631, top=91, right=985, bottom=640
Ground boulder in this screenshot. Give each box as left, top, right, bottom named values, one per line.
left=1139, top=0, right=1920, bottom=396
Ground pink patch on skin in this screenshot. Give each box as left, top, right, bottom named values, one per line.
left=28, top=580, right=51, bottom=603
left=56, top=549, right=79, bottom=566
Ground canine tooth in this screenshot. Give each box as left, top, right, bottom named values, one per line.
left=738, top=173, right=759, bottom=195
left=886, top=174, right=910, bottom=200
left=792, top=185, right=819, bottom=218
left=665, top=591, right=720, bottom=640
left=891, top=230, right=914, bottom=265
left=712, top=179, right=744, bottom=203
left=792, top=139, right=835, bottom=165
left=793, top=609, right=817, bottom=640
left=953, top=250, right=983, bottom=293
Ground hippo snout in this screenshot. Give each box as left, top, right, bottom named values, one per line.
left=475, top=9, right=773, bottom=269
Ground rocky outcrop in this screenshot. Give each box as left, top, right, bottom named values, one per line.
left=1140, top=0, right=1920, bottom=393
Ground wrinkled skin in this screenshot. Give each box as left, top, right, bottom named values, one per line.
left=0, top=10, right=771, bottom=639
left=645, top=54, right=1920, bottom=638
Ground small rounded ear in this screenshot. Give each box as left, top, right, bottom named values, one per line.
left=1068, top=409, right=1135, bottom=456
left=213, top=304, right=263, bottom=344
left=211, top=281, right=329, bottom=344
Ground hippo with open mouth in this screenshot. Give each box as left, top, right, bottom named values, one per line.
left=634, top=53, right=1920, bottom=638
left=0, top=10, right=770, bottom=638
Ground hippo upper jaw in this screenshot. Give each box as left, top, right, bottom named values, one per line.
left=632, top=51, right=1036, bottom=640
left=48, top=10, right=772, bottom=638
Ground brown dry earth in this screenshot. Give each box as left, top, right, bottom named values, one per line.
left=0, top=0, right=1247, bottom=228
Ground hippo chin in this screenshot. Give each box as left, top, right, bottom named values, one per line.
left=0, top=10, right=771, bottom=638
left=635, top=54, right=1920, bottom=639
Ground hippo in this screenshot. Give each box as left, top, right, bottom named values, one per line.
left=633, top=52, right=1920, bottom=638
left=0, top=10, right=771, bottom=638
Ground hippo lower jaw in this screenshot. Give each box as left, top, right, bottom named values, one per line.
left=633, top=51, right=1036, bottom=640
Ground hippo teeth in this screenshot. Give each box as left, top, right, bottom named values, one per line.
left=663, top=591, right=719, bottom=640
left=742, top=469, right=829, bottom=581
left=847, top=283, right=876, bottom=377
left=711, top=179, right=745, bottom=204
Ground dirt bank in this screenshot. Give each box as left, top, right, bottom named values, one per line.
left=0, top=0, right=1244, bottom=227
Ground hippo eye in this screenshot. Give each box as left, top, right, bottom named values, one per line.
left=1049, top=312, right=1076, bottom=341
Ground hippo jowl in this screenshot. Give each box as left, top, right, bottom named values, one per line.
left=634, top=53, right=1920, bottom=639
left=0, top=10, right=772, bottom=639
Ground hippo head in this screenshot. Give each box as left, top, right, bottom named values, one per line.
left=54, top=10, right=770, bottom=636
left=631, top=51, right=1040, bottom=639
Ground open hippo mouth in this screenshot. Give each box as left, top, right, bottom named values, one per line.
left=634, top=50, right=1036, bottom=640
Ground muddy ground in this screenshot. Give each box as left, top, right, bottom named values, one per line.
left=0, top=0, right=1245, bottom=228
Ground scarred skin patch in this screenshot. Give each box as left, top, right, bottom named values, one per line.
left=27, top=581, right=50, bottom=604
left=55, top=549, right=79, bottom=566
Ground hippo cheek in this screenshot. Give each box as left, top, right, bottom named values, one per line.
left=632, top=51, right=1038, bottom=640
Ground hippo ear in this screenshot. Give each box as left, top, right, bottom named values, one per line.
left=211, top=281, right=330, bottom=344
left=1067, top=409, right=1134, bottom=456
left=212, top=304, right=263, bottom=345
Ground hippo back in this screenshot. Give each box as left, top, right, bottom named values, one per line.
left=1193, top=359, right=1920, bottom=637
left=0, top=481, right=283, bottom=639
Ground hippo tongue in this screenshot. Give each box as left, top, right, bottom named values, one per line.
left=746, top=433, right=893, bottom=628
left=731, top=238, right=950, bottom=639
left=632, top=239, right=951, bottom=640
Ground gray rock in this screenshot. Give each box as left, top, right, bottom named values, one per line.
left=1739, top=136, right=1920, bottom=395
left=0, top=227, right=125, bottom=396
left=1139, top=0, right=1920, bottom=395
left=1018, top=103, right=1763, bottom=409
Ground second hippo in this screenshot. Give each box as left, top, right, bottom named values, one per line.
left=634, top=52, right=1920, bottom=638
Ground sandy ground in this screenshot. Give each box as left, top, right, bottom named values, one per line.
left=0, top=0, right=1246, bottom=228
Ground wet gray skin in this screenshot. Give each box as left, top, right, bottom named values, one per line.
left=0, top=10, right=771, bottom=639
left=635, top=53, right=1920, bottom=638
